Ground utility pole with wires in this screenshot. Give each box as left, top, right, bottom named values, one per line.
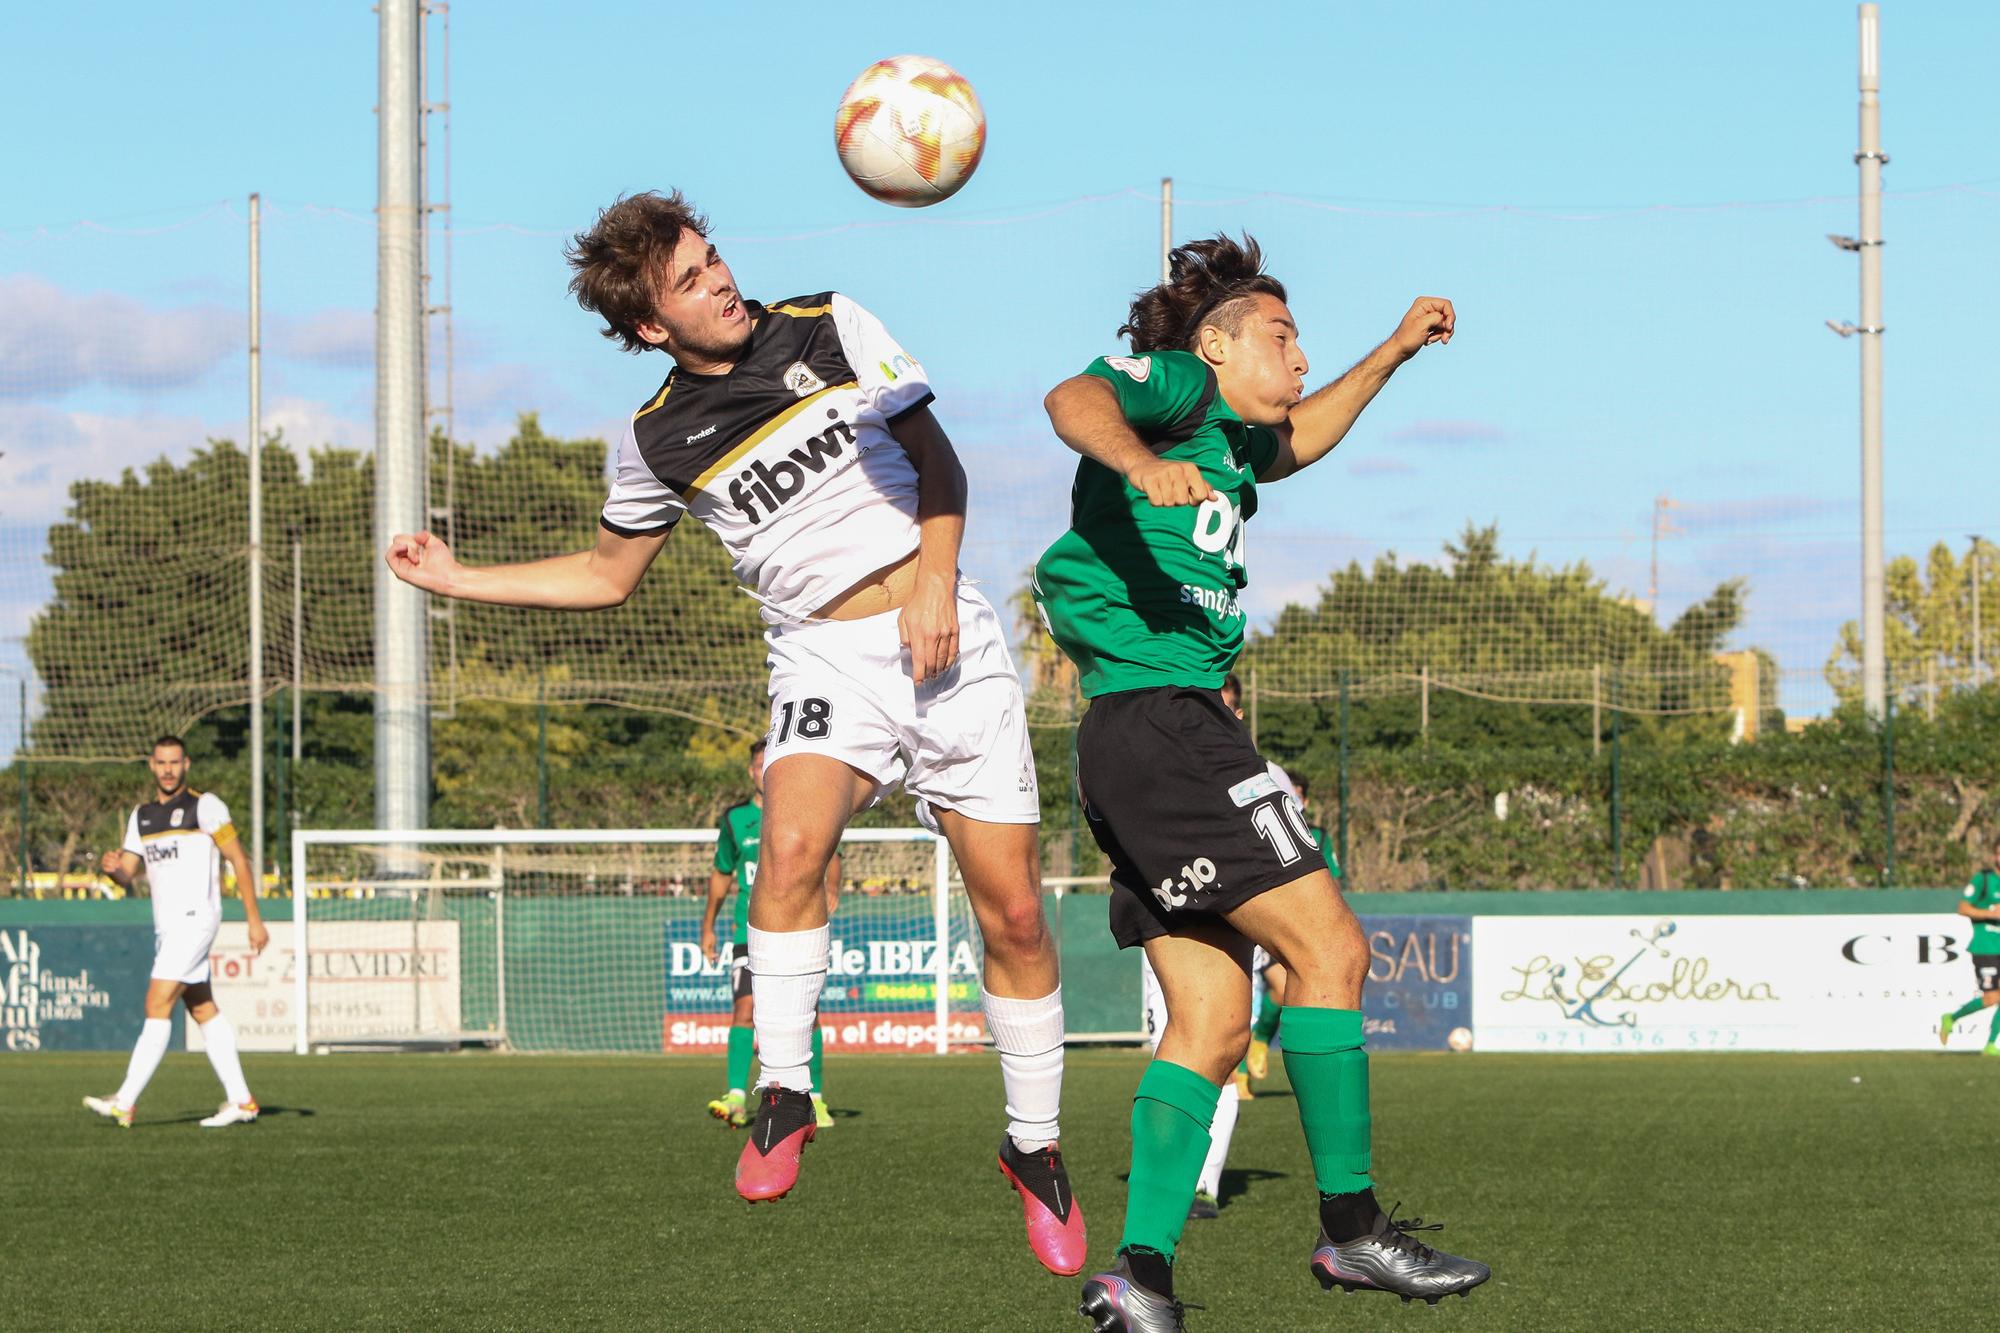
left=1648, top=493, right=1680, bottom=622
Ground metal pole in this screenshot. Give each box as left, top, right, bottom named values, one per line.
left=536, top=671, right=550, bottom=829
left=1610, top=703, right=1623, bottom=890
left=1420, top=665, right=1430, bottom=743
left=16, top=679, right=25, bottom=894
left=1881, top=686, right=1896, bottom=885
left=291, top=539, right=303, bottom=763
left=1972, top=536, right=1984, bottom=684
left=376, top=0, right=431, bottom=839
left=932, top=835, right=950, bottom=1055
left=1336, top=668, right=1352, bottom=876
left=1247, top=666, right=1258, bottom=747
left=1857, top=4, right=1888, bottom=721
left=291, top=828, right=309, bottom=1054
left=1160, top=177, right=1172, bottom=281
left=1592, top=664, right=1602, bottom=757
left=248, top=192, right=265, bottom=884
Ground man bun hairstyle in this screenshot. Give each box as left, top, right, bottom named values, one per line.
left=1119, top=233, right=1287, bottom=354
left=566, top=190, right=711, bottom=354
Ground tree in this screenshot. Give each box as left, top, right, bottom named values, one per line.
left=1827, top=540, right=2000, bottom=705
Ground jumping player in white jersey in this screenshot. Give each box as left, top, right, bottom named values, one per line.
left=84, top=735, right=267, bottom=1129
left=384, top=191, right=1083, bottom=1276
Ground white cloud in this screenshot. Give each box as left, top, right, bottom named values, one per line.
left=262, top=396, right=371, bottom=452
left=270, top=308, right=373, bottom=370
left=0, top=402, right=221, bottom=521
left=1385, top=419, right=1507, bottom=447
left=0, top=273, right=238, bottom=399
left=1348, top=456, right=1417, bottom=479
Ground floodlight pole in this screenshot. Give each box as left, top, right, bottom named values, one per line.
left=1160, top=177, right=1172, bottom=281
left=248, top=192, right=265, bottom=885
left=1856, top=4, right=1887, bottom=721
left=375, top=0, right=431, bottom=839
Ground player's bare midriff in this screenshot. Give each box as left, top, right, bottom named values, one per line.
left=811, top=548, right=921, bottom=620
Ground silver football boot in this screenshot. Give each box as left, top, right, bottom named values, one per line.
left=1078, top=1257, right=1186, bottom=1332
left=1308, top=1205, right=1490, bottom=1305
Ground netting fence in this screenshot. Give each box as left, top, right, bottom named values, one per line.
left=3, top=186, right=1997, bottom=892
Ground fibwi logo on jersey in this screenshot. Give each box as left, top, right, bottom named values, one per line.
left=725, top=407, right=859, bottom=526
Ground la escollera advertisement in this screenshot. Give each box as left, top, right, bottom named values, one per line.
left=1472, top=913, right=1978, bottom=1052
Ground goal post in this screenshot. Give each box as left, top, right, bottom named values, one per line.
left=287, top=827, right=970, bottom=1056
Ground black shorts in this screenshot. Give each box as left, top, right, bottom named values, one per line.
left=1975, top=954, right=2000, bottom=993
left=730, top=942, right=753, bottom=1002
left=1078, top=686, right=1326, bottom=949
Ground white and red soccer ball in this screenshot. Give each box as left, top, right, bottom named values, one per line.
left=834, top=55, right=985, bottom=207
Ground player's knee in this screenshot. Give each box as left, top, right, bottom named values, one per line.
left=981, top=895, right=1051, bottom=963
left=1285, top=915, right=1369, bottom=998
left=757, top=826, right=833, bottom=898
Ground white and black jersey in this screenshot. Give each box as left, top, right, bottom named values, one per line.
left=123, top=789, right=236, bottom=930
left=601, top=293, right=935, bottom=621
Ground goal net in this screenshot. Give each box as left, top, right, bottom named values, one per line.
left=280, top=827, right=979, bottom=1055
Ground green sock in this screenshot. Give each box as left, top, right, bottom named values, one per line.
left=728, top=1016, right=756, bottom=1088
left=1280, top=1007, right=1373, bottom=1195
left=1252, top=996, right=1281, bottom=1044
left=1119, top=1060, right=1222, bottom=1261
left=1987, top=1007, right=2000, bottom=1047
left=1952, top=997, right=1987, bottom=1022
left=810, top=1024, right=826, bottom=1093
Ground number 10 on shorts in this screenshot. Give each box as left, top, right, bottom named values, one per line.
left=1250, top=796, right=1315, bottom=867
left=775, top=696, right=833, bottom=743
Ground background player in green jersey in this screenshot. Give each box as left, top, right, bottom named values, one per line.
left=1939, top=840, right=2000, bottom=1054
left=1035, top=235, right=1486, bottom=1329
left=703, top=738, right=842, bottom=1127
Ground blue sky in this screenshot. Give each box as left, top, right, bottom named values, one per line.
left=3, top=0, right=1996, bottom=732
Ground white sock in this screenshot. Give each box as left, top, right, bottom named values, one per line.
left=114, top=1017, right=173, bottom=1108
left=748, top=925, right=829, bottom=1092
left=1197, top=1079, right=1241, bottom=1197
left=199, top=1015, right=253, bottom=1105
left=983, top=986, right=1065, bottom=1148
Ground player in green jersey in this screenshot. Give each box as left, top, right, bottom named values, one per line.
left=1036, top=235, right=1486, bottom=1329
left=704, top=739, right=842, bottom=1126
left=1939, top=841, right=2000, bottom=1054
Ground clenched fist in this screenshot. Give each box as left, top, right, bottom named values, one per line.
left=384, top=531, right=461, bottom=595
left=1388, top=297, right=1455, bottom=362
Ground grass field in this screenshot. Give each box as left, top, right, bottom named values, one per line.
left=4, top=1048, right=1977, bottom=1330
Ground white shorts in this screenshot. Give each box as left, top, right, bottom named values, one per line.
left=152, top=916, right=219, bottom=984
left=763, top=585, right=1039, bottom=825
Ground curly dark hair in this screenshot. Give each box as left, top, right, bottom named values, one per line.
left=1118, top=233, right=1288, bottom=354
left=565, top=190, right=710, bottom=354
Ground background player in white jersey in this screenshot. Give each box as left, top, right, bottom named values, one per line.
left=83, top=736, right=266, bottom=1129
left=384, top=191, right=1083, bottom=1276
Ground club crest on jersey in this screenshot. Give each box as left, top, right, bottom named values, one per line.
left=782, top=361, right=827, bottom=398
left=170, top=808, right=185, bottom=828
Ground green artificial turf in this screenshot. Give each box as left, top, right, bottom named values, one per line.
left=1, top=1049, right=1976, bottom=1330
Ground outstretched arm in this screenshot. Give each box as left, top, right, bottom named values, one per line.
left=1259, top=297, right=1455, bottom=483
left=385, top=524, right=671, bottom=610
left=889, top=406, right=967, bottom=684
left=1043, top=376, right=1213, bottom=507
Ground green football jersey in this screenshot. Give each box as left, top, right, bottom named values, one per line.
left=1033, top=351, right=1283, bottom=698
left=713, top=801, right=761, bottom=947
left=1963, top=870, right=2000, bottom=954
left=1309, top=823, right=1343, bottom=879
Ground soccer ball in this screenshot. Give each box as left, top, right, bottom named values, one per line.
left=1447, top=1027, right=1474, bottom=1053
left=833, top=55, right=985, bottom=207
